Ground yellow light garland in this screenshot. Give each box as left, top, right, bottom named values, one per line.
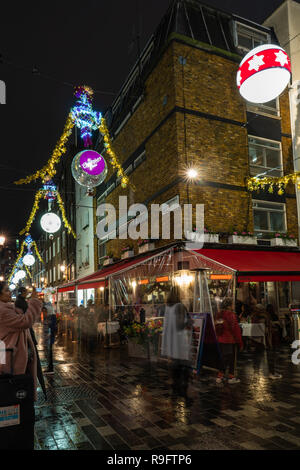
left=56, top=191, right=76, bottom=238
left=99, top=118, right=136, bottom=191
left=8, top=242, right=26, bottom=283
left=32, top=240, right=44, bottom=263
left=24, top=265, right=32, bottom=280
left=14, top=113, right=75, bottom=185
left=247, top=172, right=300, bottom=195
left=19, top=190, right=44, bottom=235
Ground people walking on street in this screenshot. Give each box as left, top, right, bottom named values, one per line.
left=43, top=302, right=57, bottom=375
left=215, top=297, right=243, bottom=385
left=0, top=283, right=42, bottom=400
left=252, top=304, right=282, bottom=380
left=161, top=287, right=193, bottom=400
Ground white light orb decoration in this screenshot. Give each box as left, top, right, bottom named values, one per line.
left=40, top=212, right=61, bottom=234
left=23, top=254, right=35, bottom=267
left=9, top=283, right=16, bottom=291
left=237, top=45, right=291, bottom=104
left=15, top=270, right=26, bottom=281
left=71, top=150, right=108, bottom=190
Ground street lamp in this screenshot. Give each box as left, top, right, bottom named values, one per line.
left=186, top=168, right=198, bottom=180
left=0, top=235, right=5, bottom=246
left=60, top=265, right=66, bottom=273
left=0, top=276, right=4, bottom=282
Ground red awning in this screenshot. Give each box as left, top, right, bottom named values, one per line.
left=57, top=285, right=75, bottom=293
left=77, top=281, right=106, bottom=290
left=76, top=254, right=155, bottom=288
left=196, top=248, right=300, bottom=282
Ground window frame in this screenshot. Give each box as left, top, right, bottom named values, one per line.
left=234, top=21, right=271, bottom=53
left=248, top=135, right=283, bottom=178
left=252, top=200, right=287, bottom=235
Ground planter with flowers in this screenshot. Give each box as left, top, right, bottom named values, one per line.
left=186, top=227, right=219, bottom=244
left=103, top=253, right=114, bottom=266
left=228, top=231, right=257, bottom=245
left=271, top=233, right=297, bottom=247
left=121, top=245, right=134, bottom=260
left=125, top=320, right=163, bottom=361
left=138, top=239, right=155, bottom=254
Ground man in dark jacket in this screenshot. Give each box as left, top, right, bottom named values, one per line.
left=15, top=287, right=47, bottom=398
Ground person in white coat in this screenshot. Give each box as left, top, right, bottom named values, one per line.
left=161, top=287, right=192, bottom=398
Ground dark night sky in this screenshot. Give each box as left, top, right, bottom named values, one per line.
left=0, top=0, right=290, bottom=242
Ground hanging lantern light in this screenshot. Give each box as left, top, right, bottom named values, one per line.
left=40, top=212, right=61, bottom=234
left=23, top=254, right=36, bottom=267
left=237, top=44, right=291, bottom=103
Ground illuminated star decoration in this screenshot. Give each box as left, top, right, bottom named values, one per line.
left=71, top=86, right=102, bottom=148
left=274, top=50, right=289, bottom=67
left=248, top=54, right=265, bottom=72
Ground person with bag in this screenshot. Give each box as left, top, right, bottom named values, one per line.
left=161, top=287, right=192, bottom=399
left=0, top=282, right=42, bottom=400
left=215, top=297, right=243, bottom=384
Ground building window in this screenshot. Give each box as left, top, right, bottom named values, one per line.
left=234, top=22, right=270, bottom=53
left=53, top=267, right=56, bottom=282
left=53, top=241, right=56, bottom=257
left=247, top=98, right=280, bottom=117
left=79, top=249, right=82, bottom=267
left=62, top=231, right=66, bottom=248
left=46, top=250, right=48, bottom=263
left=98, top=240, right=107, bottom=264
left=253, top=200, right=286, bottom=235
left=85, top=245, right=89, bottom=265
left=57, top=237, right=60, bottom=254
left=249, top=136, right=282, bottom=177
left=48, top=247, right=51, bottom=261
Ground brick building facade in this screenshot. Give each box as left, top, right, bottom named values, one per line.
left=95, top=0, right=296, bottom=260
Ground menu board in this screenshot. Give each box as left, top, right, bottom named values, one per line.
left=189, top=314, right=204, bottom=370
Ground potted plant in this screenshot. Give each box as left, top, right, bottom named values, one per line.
left=125, top=320, right=163, bottom=361
left=185, top=227, right=219, bottom=244
left=270, top=233, right=297, bottom=247
left=228, top=230, right=257, bottom=245
left=121, top=245, right=134, bottom=259
left=138, top=239, right=155, bottom=254
left=103, top=253, right=114, bottom=266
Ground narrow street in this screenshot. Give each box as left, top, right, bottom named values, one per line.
left=34, top=325, right=300, bottom=451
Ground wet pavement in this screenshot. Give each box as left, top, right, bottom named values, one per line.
left=34, top=325, right=300, bottom=450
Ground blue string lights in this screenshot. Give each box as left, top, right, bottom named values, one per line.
left=71, top=86, right=102, bottom=147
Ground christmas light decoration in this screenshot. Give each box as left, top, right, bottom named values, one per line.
left=40, top=212, right=61, bottom=234
left=14, top=113, right=75, bottom=185
left=56, top=191, right=76, bottom=237
left=99, top=118, right=135, bottom=190
left=23, top=254, right=35, bottom=267
left=237, top=45, right=291, bottom=103
left=71, top=149, right=108, bottom=189
left=42, top=179, right=57, bottom=200
left=71, top=86, right=102, bottom=147
left=247, top=171, right=300, bottom=195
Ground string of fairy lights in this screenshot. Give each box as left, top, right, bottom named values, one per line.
left=8, top=85, right=132, bottom=289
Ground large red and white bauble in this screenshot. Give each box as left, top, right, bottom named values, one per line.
left=237, top=44, right=291, bottom=103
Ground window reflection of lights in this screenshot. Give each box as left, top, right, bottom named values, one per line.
left=174, top=273, right=194, bottom=286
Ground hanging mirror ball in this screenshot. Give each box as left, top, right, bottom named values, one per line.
left=71, top=150, right=108, bottom=189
